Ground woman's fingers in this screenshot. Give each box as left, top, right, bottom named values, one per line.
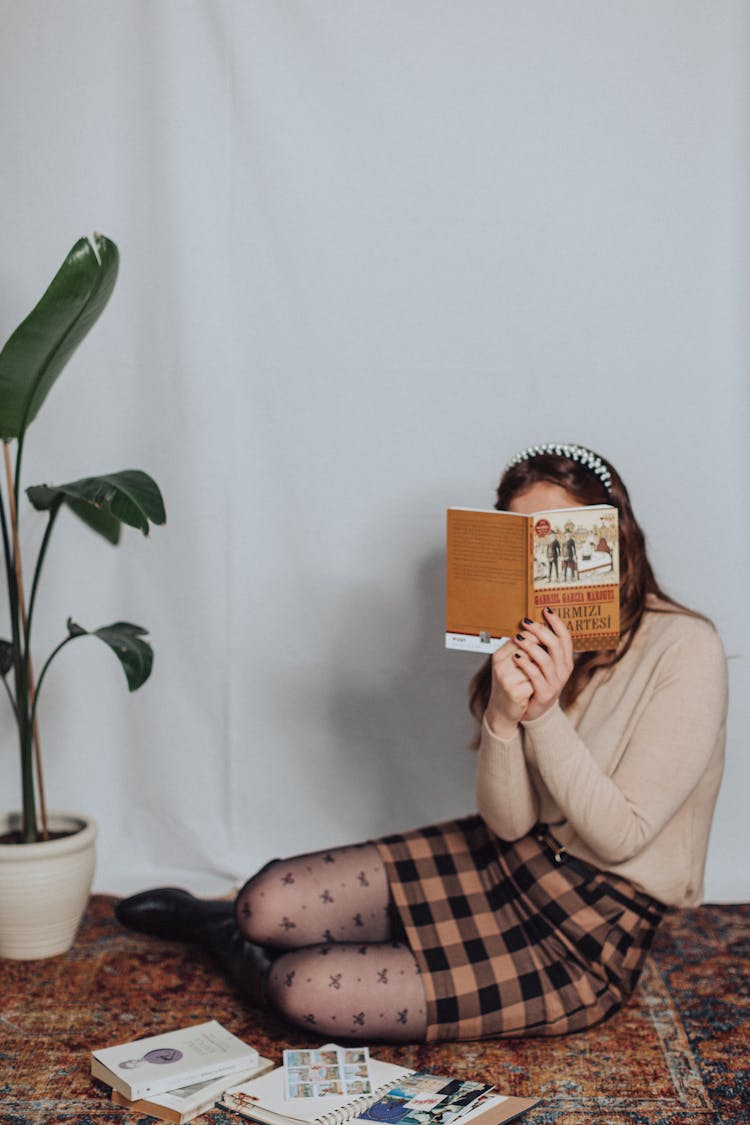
left=512, top=648, right=556, bottom=703
left=511, top=609, right=574, bottom=720
left=484, top=641, right=535, bottom=737
left=541, top=605, right=575, bottom=659
left=485, top=609, right=575, bottom=734
left=516, top=609, right=573, bottom=680
left=491, top=639, right=518, bottom=668
left=493, top=643, right=533, bottom=702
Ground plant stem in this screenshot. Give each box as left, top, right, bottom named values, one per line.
left=0, top=450, right=20, bottom=702
left=0, top=466, right=20, bottom=712
left=3, top=442, right=47, bottom=840
left=29, top=633, right=78, bottom=734
left=21, top=507, right=62, bottom=844
left=12, top=431, right=25, bottom=520
left=25, top=505, right=61, bottom=652
left=1, top=674, right=18, bottom=716
left=0, top=446, right=32, bottom=834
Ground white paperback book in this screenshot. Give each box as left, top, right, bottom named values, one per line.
left=110, top=1056, right=276, bottom=1124
left=91, top=1019, right=258, bottom=1101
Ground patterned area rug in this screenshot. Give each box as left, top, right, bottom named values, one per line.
left=0, top=897, right=747, bottom=1125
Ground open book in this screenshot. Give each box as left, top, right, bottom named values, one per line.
left=219, top=1046, right=538, bottom=1125
left=446, top=504, right=619, bottom=653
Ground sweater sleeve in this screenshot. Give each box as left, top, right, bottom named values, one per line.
left=475, top=717, right=539, bottom=839
left=520, top=621, right=728, bottom=864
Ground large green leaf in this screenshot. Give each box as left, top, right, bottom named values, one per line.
left=0, top=234, right=119, bottom=442
left=27, top=470, right=166, bottom=540
left=67, top=618, right=153, bottom=690
left=64, top=497, right=122, bottom=545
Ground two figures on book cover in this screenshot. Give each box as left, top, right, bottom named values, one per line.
left=535, top=509, right=615, bottom=586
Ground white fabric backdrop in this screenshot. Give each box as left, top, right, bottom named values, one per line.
left=0, top=1, right=748, bottom=901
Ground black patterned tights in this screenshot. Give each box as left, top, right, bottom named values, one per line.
left=234, top=843, right=427, bottom=1042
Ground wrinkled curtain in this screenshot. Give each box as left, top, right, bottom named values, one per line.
left=0, top=0, right=747, bottom=900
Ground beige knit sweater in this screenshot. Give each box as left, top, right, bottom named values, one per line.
left=476, top=600, right=728, bottom=906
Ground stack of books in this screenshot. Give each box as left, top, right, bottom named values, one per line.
left=91, top=1028, right=539, bottom=1125
left=90, top=1019, right=274, bottom=1123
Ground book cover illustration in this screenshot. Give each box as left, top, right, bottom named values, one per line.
left=91, top=1019, right=257, bottom=1100
left=530, top=507, right=617, bottom=590
left=359, top=1074, right=493, bottom=1125
left=284, top=1047, right=373, bottom=1100
left=445, top=505, right=619, bottom=654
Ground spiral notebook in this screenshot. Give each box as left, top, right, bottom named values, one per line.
left=218, top=1045, right=539, bottom=1125
left=219, top=1048, right=411, bottom=1125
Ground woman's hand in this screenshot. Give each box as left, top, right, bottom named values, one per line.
left=484, top=640, right=536, bottom=740
left=484, top=608, right=575, bottom=739
left=512, top=607, right=574, bottom=723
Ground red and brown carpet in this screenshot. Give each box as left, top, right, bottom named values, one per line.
left=0, top=897, right=747, bottom=1124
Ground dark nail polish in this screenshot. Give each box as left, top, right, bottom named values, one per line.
left=545, top=606, right=554, bottom=615
left=523, top=617, right=533, bottom=625
left=516, top=633, right=525, bottom=641
left=514, top=652, right=523, bottom=659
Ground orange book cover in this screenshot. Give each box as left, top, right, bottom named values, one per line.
left=446, top=505, right=619, bottom=654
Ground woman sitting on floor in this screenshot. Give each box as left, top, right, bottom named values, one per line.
left=116, top=443, right=727, bottom=1043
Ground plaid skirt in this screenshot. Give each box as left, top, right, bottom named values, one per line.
left=374, top=815, right=665, bottom=1042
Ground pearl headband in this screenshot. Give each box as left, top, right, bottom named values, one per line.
left=505, top=443, right=613, bottom=493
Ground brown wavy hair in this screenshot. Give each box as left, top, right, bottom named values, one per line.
left=468, top=446, right=695, bottom=732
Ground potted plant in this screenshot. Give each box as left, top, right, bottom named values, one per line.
left=0, top=234, right=165, bottom=959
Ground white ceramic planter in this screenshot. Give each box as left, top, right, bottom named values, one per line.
left=0, top=812, right=97, bottom=960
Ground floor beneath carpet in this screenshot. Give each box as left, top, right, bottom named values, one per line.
left=0, top=898, right=747, bottom=1124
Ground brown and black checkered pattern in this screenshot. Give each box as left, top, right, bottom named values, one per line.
left=375, top=816, right=665, bottom=1042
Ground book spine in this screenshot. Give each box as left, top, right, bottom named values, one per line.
left=111, top=1090, right=182, bottom=1124
left=128, top=1058, right=253, bottom=1101
left=526, top=516, right=535, bottom=621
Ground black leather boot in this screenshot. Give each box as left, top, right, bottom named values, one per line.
left=115, top=887, right=235, bottom=941
left=198, top=916, right=273, bottom=1006
left=115, top=888, right=272, bottom=1007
